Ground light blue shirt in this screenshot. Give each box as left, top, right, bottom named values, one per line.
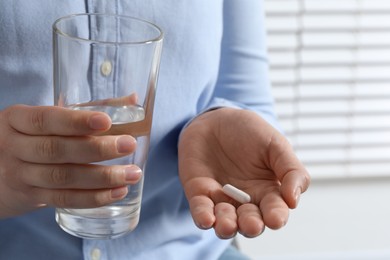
left=0, top=1, right=277, bottom=259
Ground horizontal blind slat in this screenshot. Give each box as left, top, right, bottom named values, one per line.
left=265, top=0, right=390, bottom=179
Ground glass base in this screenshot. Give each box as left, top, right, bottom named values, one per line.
left=55, top=207, right=140, bottom=239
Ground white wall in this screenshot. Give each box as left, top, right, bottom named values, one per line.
left=237, top=177, right=390, bottom=259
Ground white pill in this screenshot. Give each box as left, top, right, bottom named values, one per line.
left=222, top=184, right=251, bottom=204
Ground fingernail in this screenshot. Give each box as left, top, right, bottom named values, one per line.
left=196, top=221, right=211, bottom=230
left=117, top=136, right=136, bottom=153
left=111, top=186, right=128, bottom=199
left=217, top=231, right=237, bottom=240
left=294, top=187, right=301, bottom=205
left=89, top=114, right=111, bottom=130
left=125, top=166, right=142, bottom=181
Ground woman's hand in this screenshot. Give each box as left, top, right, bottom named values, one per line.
left=0, top=105, right=142, bottom=218
left=178, top=108, right=310, bottom=239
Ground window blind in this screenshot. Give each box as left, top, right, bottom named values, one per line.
left=265, top=0, right=390, bottom=179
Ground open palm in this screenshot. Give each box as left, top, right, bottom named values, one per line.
left=178, top=108, right=310, bottom=238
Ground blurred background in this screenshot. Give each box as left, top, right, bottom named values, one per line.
left=237, top=0, right=390, bottom=259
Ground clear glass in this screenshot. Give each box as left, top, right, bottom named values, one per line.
left=52, top=13, right=163, bottom=239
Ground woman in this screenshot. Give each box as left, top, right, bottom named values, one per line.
left=0, top=1, right=310, bottom=259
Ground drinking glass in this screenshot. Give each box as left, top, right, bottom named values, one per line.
left=52, top=13, right=163, bottom=239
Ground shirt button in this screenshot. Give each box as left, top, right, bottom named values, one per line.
left=100, top=61, right=113, bottom=76
left=91, top=248, right=102, bottom=260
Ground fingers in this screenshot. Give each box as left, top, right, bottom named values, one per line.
left=0, top=171, right=132, bottom=216
left=188, top=196, right=239, bottom=239
left=19, top=163, right=142, bottom=189
left=259, top=191, right=290, bottom=230
left=280, top=168, right=311, bottom=209
left=31, top=186, right=129, bottom=209
left=214, top=203, right=237, bottom=239
left=6, top=162, right=142, bottom=210
left=189, top=196, right=266, bottom=239
left=13, top=163, right=142, bottom=210
left=0, top=105, right=142, bottom=217
left=237, top=204, right=264, bottom=237
left=10, top=134, right=137, bottom=164
left=268, top=133, right=311, bottom=209
left=188, top=196, right=215, bottom=229
left=215, top=203, right=267, bottom=239
left=5, top=105, right=111, bottom=136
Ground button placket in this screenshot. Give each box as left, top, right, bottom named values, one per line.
left=91, top=247, right=102, bottom=260
left=91, top=46, right=117, bottom=100
left=88, top=11, right=119, bottom=101
left=100, top=60, right=113, bottom=76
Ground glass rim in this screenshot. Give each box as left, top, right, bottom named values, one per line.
left=53, top=13, right=164, bottom=45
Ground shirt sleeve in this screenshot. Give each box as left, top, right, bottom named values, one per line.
left=204, top=0, right=281, bottom=130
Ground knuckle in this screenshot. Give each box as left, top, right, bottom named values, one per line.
left=0, top=164, right=5, bottom=180
left=48, top=167, right=73, bottom=186
left=2, top=105, right=20, bottom=122
left=101, top=167, right=116, bottom=186
left=65, top=112, right=82, bottom=132
left=25, top=187, right=43, bottom=204
left=0, top=112, right=14, bottom=150
left=36, top=138, right=61, bottom=160
left=91, top=192, right=110, bottom=207
left=30, top=109, right=46, bottom=133
left=0, top=136, right=8, bottom=154
left=0, top=110, right=7, bottom=130
left=0, top=161, right=23, bottom=189
left=52, top=192, right=69, bottom=208
left=52, top=190, right=110, bottom=208
left=95, top=137, right=112, bottom=159
left=0, top=164, right=12, bottom=184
